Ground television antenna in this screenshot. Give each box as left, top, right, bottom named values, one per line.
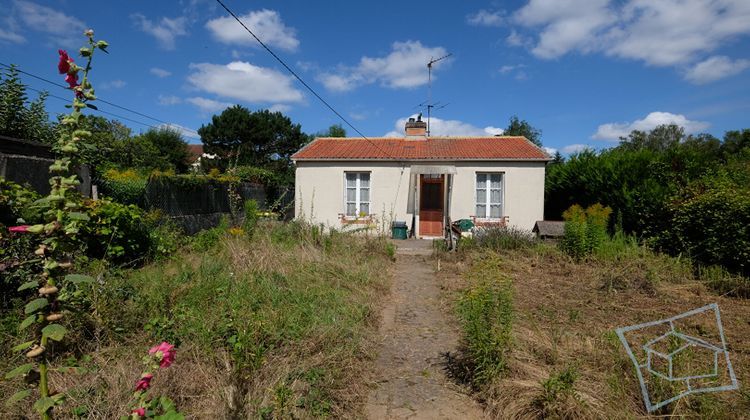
left=426, top=53, right=452, bottom=136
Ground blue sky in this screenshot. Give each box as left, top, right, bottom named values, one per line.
left=2, top=0, right=749, bottom=155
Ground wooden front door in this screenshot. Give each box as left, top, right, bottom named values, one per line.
left=419, top=175, right=444, bottom=237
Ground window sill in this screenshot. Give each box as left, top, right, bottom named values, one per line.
left=471, top=216, right=509, bottom=227
left=339, top=214, right=375, bottom=224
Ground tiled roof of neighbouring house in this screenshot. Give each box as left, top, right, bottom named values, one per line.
left=186, top=144, right=204, bottom=163
left=292, top=136, right=551, bottom=161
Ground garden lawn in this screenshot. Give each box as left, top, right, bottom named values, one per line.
left=1, top=221, right=393, bottom=418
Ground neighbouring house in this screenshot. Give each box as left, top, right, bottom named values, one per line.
left=186, top=144, right=217, bottom=172
left=291, top=116, right=550, bottom=238
left=533, top=220, right=565, bottom=240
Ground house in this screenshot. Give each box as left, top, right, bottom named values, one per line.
left=291, top=116, right=550, bottom=238
left=533, top=220, right=565, bottom=240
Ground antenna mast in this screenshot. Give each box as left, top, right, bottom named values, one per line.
left=426, top=53, right=452, bottom=137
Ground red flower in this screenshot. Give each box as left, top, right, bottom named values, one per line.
left=57, top=50, right=72, bottom=74
left=8, top=225, right=30, bottom=233
left=64, top=73, right=79, bottom=89
left=134, top=373, right=153, bottom=391
left=149, top=342, right=176, bottom=368
left=132, top=407, right=146, bottom=417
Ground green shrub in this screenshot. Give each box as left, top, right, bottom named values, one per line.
left=97, top=168, right=148, bottom=205
left=144, top=211, right=184, bottom=260
left=456, top=256, right=513, bottom=387
left=0, top=178, right=41, bottom=225
left=243, top=199, right=259, bottom=236
left=560, top=203, right=612, bottom=259
left=84, top=198, right=151, bottom=263
left=191, top=217, right=229, bottom=252
left=698, top=265, right=750, bottom=298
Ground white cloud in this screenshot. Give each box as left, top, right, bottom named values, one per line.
left=205, top=9, right=299, bottom=52
left=499, top=64, right=529, bottom=80
left=592, top=111, right=710, bottom=141
left=158, top=95, right=182, bottom=105
left=187, top=61, right=304, bottom=104
left=562, top=144, right=589, bottom=154
left=150, top=67, right=172, bottom=78
left=100, top=80, right=126, bottom=89
left=131, top=13, right=188, bottom=50
left=268, top=104, right=291, bottom=113
left=384, top=114, right=503, bottom=137
left=467, top=10, right=504, bottom=27
left=684, top=55, right=750, bottom=84
left=186, top=97, right=232, bottom=113
left=543, top=146, right=557, bottom=155
left=511, top=0, right=750, bottom=79
left=13, top=0, right=85, bottom=45
left=505, top=30, right=528, bottom=47
left=319, top=41, right=450, bottom=92
left=0, top=17, right=24, bottom=44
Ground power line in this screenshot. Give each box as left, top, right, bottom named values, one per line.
left=0, top=62, right=200, bottom=136
left=213, top=0, right=401, bottom=160
left=25, top=85, right=183, bottom=133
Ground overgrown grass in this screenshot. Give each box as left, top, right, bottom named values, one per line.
left=462, top=226, right=537, bottom=251
left=454, top=253, right=513, bottom=389
left=1, top=221, right=393, bottom=418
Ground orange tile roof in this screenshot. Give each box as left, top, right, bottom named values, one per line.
left=292, top=136, right=550, bottom=161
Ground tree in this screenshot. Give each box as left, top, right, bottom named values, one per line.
left=505, top=115, right=542, bottom=147
left=315, top=123, right=346, bottom=138
left=0, top=65, right=57, bottom=143
left=134, top=127, right=191, bottom=173
left=198, top=105, right=309, bottom=174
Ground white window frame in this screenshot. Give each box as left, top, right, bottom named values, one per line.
left=474, top=172, right=504, bottom=219
left=344, top=172, right=371, bottom=218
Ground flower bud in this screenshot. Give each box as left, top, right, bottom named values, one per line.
left=39, top=286, right=58, bottom=295
left=34, top=245, right=47, bottom=256
left=46, top=313, right=64, bottom=322
left=26, top=345, right=45, bottom=358
left=85, top=29, right=94, bottom=37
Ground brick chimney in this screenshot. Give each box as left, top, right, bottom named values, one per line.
left=405, top=113, right=427, bottom=137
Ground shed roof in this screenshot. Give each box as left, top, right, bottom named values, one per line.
left=532, top=221, right=565, bottom=237
left=292, top=136, right=550, bottom=161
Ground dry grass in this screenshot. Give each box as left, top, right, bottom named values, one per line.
left=441, top=244, right=750, bottom=419
left=1, top=221, right=392, bottom=418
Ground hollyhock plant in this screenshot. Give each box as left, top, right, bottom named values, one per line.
left=8, top=225, right=30, bottom=233
left=57, top=49, right=72, bottom=74
left=149, top=342, right=176, bottom=368
left=135, top=373, right=153, bottom=391
left=132, top=407, right=146, bottom=417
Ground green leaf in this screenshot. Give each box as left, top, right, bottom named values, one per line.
left=19, top=315, right=37, bottom=331
left=42, top=324, right=67, bottom=342
left=24, top=298, right=48, bottom=314
left=5, top=389, right=31, bottom=407
left=85, top=103, right=98, bottom=110
left=65, top=274, right=95, bottom=285
left=33, top=396, right=55, bottom=414
left=68, top=212, right=90, bottom=221
left=5, top=363, right=33, bottom=379
left=12, top=341, right=35, bottom=352
left=17, top=280, right=39, bottom=292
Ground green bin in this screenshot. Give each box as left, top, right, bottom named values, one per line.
left=391, top=221, right=408, bottom=240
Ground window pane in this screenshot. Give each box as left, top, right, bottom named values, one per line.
left=360, top=188, right=369, bottom=202
left=359, top=203, right=369, bottom=215
left=476, top=188, right=486, bottom=203
left=476, top=173, right=487, bottom=185
left=490, top=189, right=501, bottom=204
left=346, top=188, right=356, bottom=201
left=490, top=205, right=502, bottom=218
left=490, top=174, right=501, bottom=189
left=346, top=203, right=356, bottom=216
left=476, top=204, right=486, bottom=218
left=360, top=173, right=370, bottom=187
left=346, top=173, right=356, bottom=187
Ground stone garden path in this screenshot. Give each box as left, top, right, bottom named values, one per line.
left=365, top=240, right=484, bottom=419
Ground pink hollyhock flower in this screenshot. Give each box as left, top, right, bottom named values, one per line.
left=132, top=407, right=146, bottom=417
left=134, top=373, right=153, bottom=391
left=57, top=50, right=72, bottom=74
left=149, top=342, right=176, bottom=368
left=8, top=225, right=30, bottom=233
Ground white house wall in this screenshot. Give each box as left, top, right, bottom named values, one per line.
left=295, top=160, right=546, bottom=233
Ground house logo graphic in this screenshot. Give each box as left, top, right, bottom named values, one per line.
left=615, top=303, right=739, bottom=412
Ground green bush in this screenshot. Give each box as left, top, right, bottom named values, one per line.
left=560, top=203, right=612, bottom=259
left=0, top=178, right=41, bottom=225
left=84, top=198, right=151, bottom=263
left=97, top=168, right=148, bottom=205
left=243, top=199, right=259, bottom=236
left=456, top=256, right=513, bottom=387
left=469, top=226, right=537, bottom=251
